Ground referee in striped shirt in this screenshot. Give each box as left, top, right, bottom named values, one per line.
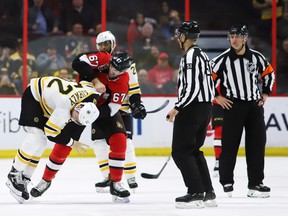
left=166, top=21, right=216, bottom=208
left=211, top=24, right=275, bottom=198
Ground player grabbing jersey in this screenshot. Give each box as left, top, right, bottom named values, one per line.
left=30, top=52, right=132, bottom=203
left=6, top=76, right=99, bottom=203
left=93, top=31, right=146, bottom=194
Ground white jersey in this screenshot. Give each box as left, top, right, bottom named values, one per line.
left=120, top=62, right=141, bottom=113
left=30, top=76, right=99, bottom=139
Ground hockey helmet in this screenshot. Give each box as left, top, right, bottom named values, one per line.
left=110, top=52, right=132, bottom=73
left=96, top=31, right=116, bottom=54
left=74, top=102, right=99, bottom=125
left=228, top=24, right=249, bottom=36
left=175, top=21, right=200, bottom=39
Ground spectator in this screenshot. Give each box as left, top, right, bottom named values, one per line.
left=54, top=68, right=71, bottom=80
left=133, top=23, right=164, bottom=69
left=24, top=0, right=60, bottom=38
left=147, top=52, right=174, bottom=89
left=126, top=12, right=146, bottom=55
left=161, top=1, right=170, bottom=17
left=59, top=0, right=99, bottom=36
left=8, top=39, right=38, bottom=94
left=137, top=45, right=160, bottom=71
left=278, top=0, right=288, bottom=40
left=138, top=68, right=160, bottom=94
left=36, top=43, right=67, bottom=76
left=161, top=68, right=178, bottom=95
left=64, top=23, right=91, bottom=61
left=126, top=12, right=157, bottom=55
left=0, top=46, right=12, bottom=70
left=0, top=72, right=18, bottom=95
left=277, top=37, right=288, bottom=93
left=251, top=0, right=287, bottom=42
left=168, top=9, right=182, bottom=39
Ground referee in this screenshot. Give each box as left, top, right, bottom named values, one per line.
left=166, top=21, right=216, bottom=208
left=211, top=24, right=275, bottom=198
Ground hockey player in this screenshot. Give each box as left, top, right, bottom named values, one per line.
left=93, top=31, right=147, bottom=193
left=6, top=76, right=100, bottom=203
left=30, top=52, right=132, bottom=203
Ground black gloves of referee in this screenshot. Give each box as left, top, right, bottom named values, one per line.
left=131, top=102, right=147, bottom=119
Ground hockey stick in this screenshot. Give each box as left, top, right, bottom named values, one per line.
left=141, top=155, right=171, bottom=179
left=146, top=99, right=169, bottom=114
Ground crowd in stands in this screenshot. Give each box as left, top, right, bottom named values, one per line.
left=0, top=0, right=287, bottom=95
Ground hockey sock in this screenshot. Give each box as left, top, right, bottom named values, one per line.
left=92, top=139, right=110, bottom=179
left=124, top=138, right=137, bottom=179
left=108, top=133, right=126, bottom=182
left=213, top=126, right=222, bottom=160
left=14, top=127, right=47, bottom=177
left=42, top=143, right=72, bottom=182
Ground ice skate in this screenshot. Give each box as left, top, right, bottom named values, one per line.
left=95, top=178, right=110, bottom=193
left=6, top=166, right=29, bottom=203
left=204, top=190, right=217, bottom=207
left=127, top=177, right=138, bottom=193
left=213, top=160, right=219, bottom=177
left=30, top=179, right=51, bottom=198
left=175, top=193, right=205, bottom=209
left=223, top=184, right=233, bottom=198
left=110, top=181, right=130, bottom=203
left=247, top=184, right=270, bottom=198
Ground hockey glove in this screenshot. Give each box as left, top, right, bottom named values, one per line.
left=131, top=102, right=147, bottom=119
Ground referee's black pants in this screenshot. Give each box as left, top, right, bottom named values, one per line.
left=172, top=102, right=214, bottom=194
left=219, top=100, right=266, bottom=188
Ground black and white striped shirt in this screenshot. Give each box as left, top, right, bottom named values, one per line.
left=175, top=45, right=214, bottom=110
left=211, top=47, right=275, bottom=101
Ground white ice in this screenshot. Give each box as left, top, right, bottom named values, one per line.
left=0, top=156, right=287, bottom=216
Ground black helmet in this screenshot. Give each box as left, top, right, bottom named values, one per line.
left=228, top=24, right=248, bottom=36
left=110, top=52, right=132, bottom=73
left=175, top=21, right=200, bottom=39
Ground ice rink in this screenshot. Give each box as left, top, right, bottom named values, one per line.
left=0, top=155, right=287, bottom=216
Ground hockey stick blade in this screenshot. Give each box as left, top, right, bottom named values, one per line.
left=146, top=99, right=169, bottom=114
left=141, top=155, right=171, bottom=179
left=141, top=172, right=159, bottom=179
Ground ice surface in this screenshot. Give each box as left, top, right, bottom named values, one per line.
left=0, top=156, right=287, bottom=216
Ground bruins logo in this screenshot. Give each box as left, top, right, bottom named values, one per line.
left=116, top=121, right=124, bottom=128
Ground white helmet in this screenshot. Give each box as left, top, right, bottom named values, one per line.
left=96, top=31, right=116, bottom=54
left=74, top=102, right=99, bottom=126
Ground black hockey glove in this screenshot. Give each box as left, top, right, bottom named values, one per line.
left=131, top=102, right=147, bottom=119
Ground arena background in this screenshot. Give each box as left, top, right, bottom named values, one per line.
left=0, top=0, right=287, bottom=157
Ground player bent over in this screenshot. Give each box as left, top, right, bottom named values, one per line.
left=30, top=52, right=132, bottom=203
left=6, top=76, right=99, bottom=203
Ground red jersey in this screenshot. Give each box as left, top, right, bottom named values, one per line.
left=96, top=72, right=129, bottom=107
left=72, top=51, right=129, bottom=117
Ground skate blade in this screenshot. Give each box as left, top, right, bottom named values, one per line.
left=112, top=195, right=130, bottom=203
left=204, top=199, right=217, bottom=207
left=6, top=180, right=22, bottom=196
left=247, top=190, right=270, bottom=198
left=96, top=187, right=110, bottom=193
left=9, top=190, right=25, bottom=204
left=175, top=200, right=205, bottom=209
left=129, top=188, right=136, bottom=194
left=225, top=191, right=232, bottom=198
